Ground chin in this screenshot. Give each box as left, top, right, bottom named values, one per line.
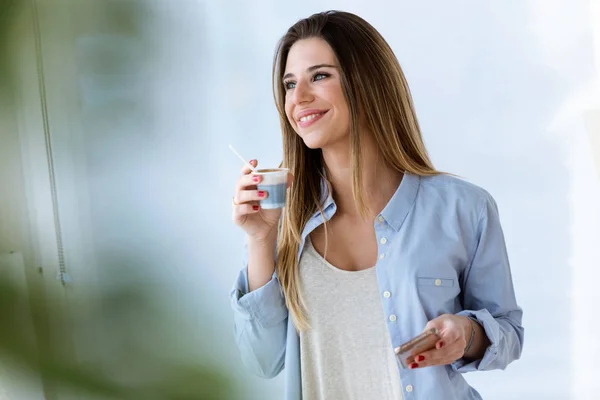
left=302, top=140, right=324, bottom=150
left=299, top=132, right=326, bottom=150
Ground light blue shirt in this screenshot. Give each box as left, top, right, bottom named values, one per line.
left=230, top=172, right=524, bottom=400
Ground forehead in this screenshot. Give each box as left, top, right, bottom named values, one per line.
left=284, top=38, right=337, bottom=73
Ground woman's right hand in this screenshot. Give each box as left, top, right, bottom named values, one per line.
left=231, top=159, right=293, bottom=242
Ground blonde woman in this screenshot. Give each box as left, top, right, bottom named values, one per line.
left=230, top=10, right=523, bottom=400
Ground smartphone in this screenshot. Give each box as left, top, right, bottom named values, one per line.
left=396, top=328, right=441, bottom=368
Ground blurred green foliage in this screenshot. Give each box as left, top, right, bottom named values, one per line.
left=0, top=273, right=238, bottom=399
left=0, top=0, right=18, bottom=91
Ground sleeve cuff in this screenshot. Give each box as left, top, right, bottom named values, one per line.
left=451, top=309, right=501, bottom=372
left=230, top=268, right=288, bottom=328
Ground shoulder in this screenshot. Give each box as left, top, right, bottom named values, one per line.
left=413, top=174, right=503, bottom=255
left=417, top=173, right=496, bottom=211
left=414, top=173, right=500, bottom=231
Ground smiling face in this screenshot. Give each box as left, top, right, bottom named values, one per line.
left=283, top=38, right=351, bottom=150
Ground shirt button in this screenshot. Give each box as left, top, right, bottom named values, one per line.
left=383, top=291, right=391, bottom=298
left=380, top=237, right=387, bottom=244
left=389, top=314, right=397, bottom=322
left=377, top=215, right=385, bottom=222
left=435, top=279, right=442, bottom=286
left=405, top=385, right=413, bottom=393
left=379, top=253, right=385, bottom=260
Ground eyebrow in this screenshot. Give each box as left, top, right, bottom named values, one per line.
left=282, top=64, right=337, bottom=81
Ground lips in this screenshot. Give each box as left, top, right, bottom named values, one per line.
left=296, top=109, right=329, bottom=128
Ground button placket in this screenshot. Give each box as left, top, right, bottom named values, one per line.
left=376, top=226, right=395, bottom=322
left=376, top=225, right=389, bottom=261
left=378, top=231, right=388, bottom=259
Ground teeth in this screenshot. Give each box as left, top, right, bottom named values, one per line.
left=300, top=113, right=322, bottom=122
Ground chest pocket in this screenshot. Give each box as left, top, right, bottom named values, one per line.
left=417, top=277, right=460, bottom=317
left=418, top=277, right=455, bottom=288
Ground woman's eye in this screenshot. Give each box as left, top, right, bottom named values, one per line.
left=284, top=73, right=329, bottom=90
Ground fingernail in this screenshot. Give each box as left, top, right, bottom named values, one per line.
left=409, top=363, right=418, bottom=369
left=438, top=341, right=445, bottom=349
left=252, top=205, right=259, bottom=211
left=258, top=191, right=266, bottom=197
left=394, top=347, right=400, bottom=354
left=416, top=355, right=425, bottom=362
left=250, top=159, right=257, bottom=165
left=252, top=176, right=260, bottom=183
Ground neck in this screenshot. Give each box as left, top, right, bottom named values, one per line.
left=322, top=137, right=402, bottom=219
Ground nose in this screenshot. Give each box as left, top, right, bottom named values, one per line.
left=291, top=79, right=313, bottom=105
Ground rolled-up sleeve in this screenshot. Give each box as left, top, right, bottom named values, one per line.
left=452, top=193, right=524, bottom=372
left=230, top=244, right=288, bottom=378
left=231, top=267, right=288, bottom=328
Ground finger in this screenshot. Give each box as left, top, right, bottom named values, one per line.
left=409, top=348, right=443, bottom=368
left=423, top=317, right=462, bottom=345
left=232, top=202, right=261, bottom=223
left=423, top=320, right=437, bottom=331
left=235, top=189, right=268, bottom=205
left=411, top=341, right=462, bottom=369
left=434, top=325, right=462, bottom=346
left=432, top=335, right=460, bottom=351
left=287, top=172, right=294, bottom=188
left=236, top=172, right=263, bottom=193
left=240, top=159, right=258, bottom=175
left=423, top=319, right=444, bottom=335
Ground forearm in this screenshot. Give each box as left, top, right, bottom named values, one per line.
left=247, top=233, right=277, bottom=292
left=231, top=242, right=288, bottom=379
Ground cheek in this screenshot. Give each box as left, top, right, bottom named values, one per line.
left=333, top=102, right=350, bottom=130
left=326, top=87, right=350, bottom=122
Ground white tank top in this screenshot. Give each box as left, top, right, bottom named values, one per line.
left=298, top=238, right=404, bottom=400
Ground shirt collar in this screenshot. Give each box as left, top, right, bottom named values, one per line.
left=309, top=172, right=421, bottom=231
left=379, top=172, right=421, bottom=231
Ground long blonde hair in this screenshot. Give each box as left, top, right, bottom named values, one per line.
left=272, top=11, right=440, bottom=331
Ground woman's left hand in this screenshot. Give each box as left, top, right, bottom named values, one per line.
left=402, top=314, right=472, bottom=369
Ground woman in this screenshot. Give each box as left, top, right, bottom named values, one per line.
left=230, top=10, right=523, bottom=400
